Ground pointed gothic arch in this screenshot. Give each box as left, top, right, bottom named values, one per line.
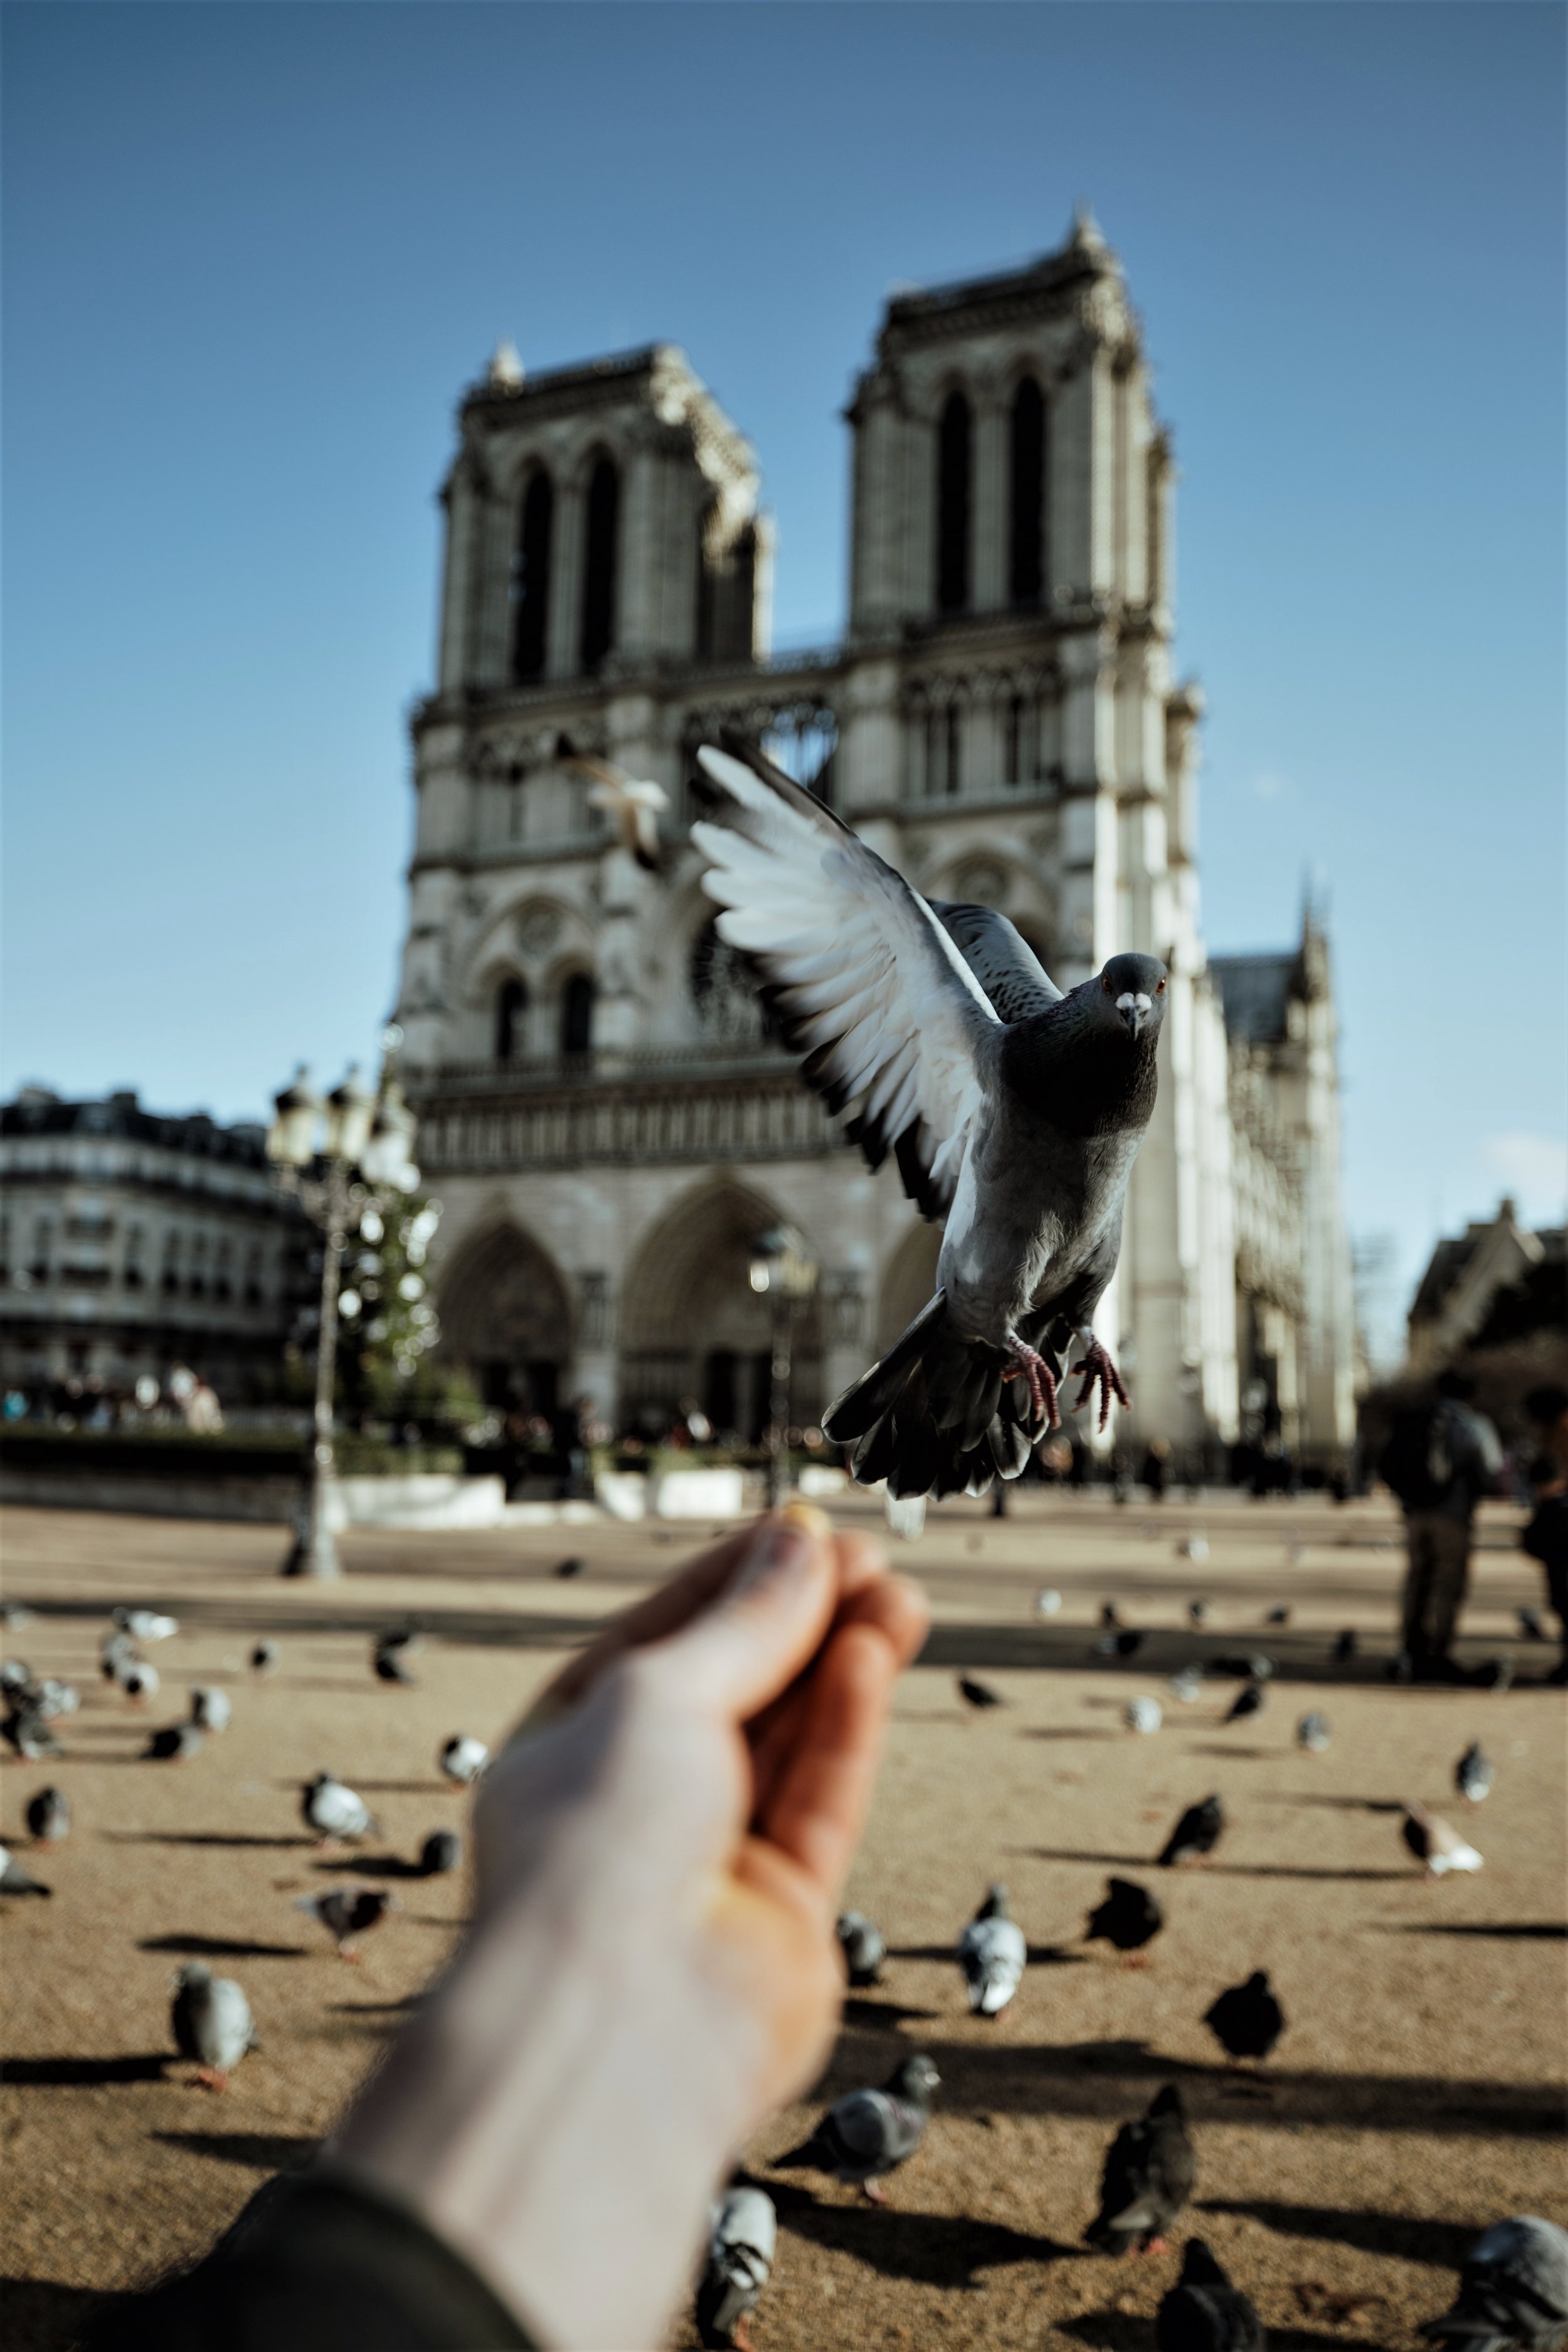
left=437, top=1219, right=573, bottom=1413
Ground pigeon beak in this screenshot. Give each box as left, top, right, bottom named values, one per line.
left=1115, top=991, right=1152, bottom=1037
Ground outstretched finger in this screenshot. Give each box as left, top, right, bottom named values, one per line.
left=754, top=1619, right=900, bottom=1903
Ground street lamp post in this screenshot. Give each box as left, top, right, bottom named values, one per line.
left=748, top=1224, right=817, bottom=1510
left=266, top=1037, right=420, bottom=1579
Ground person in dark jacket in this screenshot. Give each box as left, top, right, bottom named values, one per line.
left=1380, top=1369, right=1502, bottom=1680
left=83, top=1510, right=927, bottom=2352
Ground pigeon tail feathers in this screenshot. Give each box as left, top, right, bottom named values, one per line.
left=826, top=1289, right=1051, bottom=1500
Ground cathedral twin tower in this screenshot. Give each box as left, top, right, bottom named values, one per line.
left=396, top=213, right=1355, bottom=1463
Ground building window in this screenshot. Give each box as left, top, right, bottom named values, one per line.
left=1009, top=377, right=1046, bottom=608
left=29, top=1219, right=53, bottom=1285
left=244, top=1242, right=264, bottom=1308
left=580, top=456, right=620, bottom=673
left=495, top=975, right=527, bottom=1062
left=123, top=1226, right=145, bottom=1291
left=511, top=469, right=554, bottom=682
left=560, top=972, right=595, bottom=1059
left=935, top=391, right=972, bottom=614
left=214, top=1237, right=233, bottom=1302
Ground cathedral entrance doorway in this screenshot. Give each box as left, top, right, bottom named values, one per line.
left=436, top=1221, right=573, bottom=1415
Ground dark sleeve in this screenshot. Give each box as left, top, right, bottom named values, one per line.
left=80, top=2165, right=541, bottom=2351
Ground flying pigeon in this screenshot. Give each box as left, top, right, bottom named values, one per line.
left=1156, top=2238, right=1266, bottom=2351
left=3, top=1702, right=60, bottom=1762
left=1456, top=1743, right=1494, bottom=1805
left=836, top=1910, right=886, bottom=1987
left=171, top=1962, right=257, bottom=2092
left=1086, top=1877, right=1163, bottom=1963
left=1086, top=2084, right=1195, bottom=2257
left=1333, top=1628, right=1359, bottom=1664
left=373, top=1629, right=419, bottom=1685
left=1188, top=1599, right=1210, bottom=1626
left=25, top=1787, right=70, bottom=1843
left=114, top=1608, right=179, bottom=1643
left=1517, top=1607, right=1547, bottom=1643
left=439, top=1736, right=489, bottom=1786
left=561, top=742, right=670, bottom=871
left=249, top=1641, right=279, bottom=1677
left=189, top=1687, right=231, bottom=1732
left=1265, top=1605, right=1290, bottom=1626
left=1297, top=1710, right=1332, bottom=1754
left=1036, top=1588, right=1062, bottom=1617
left=295, top=1883, right=396, bottom=1959
left=773, top=2052, right=940, bottom=2202
left=119, top=1661, right=159, bottom=1703
left=0, top=1841, right=51, bottom=1896
left=1422, top=2213, right=1568, bottom=2350
left=302, top=1772, right=378, bottom=1841
left=696, top=2184, right=776, bottom=2352
left=956, top=1675, right=1004, bottom=1710
left=957, top=1883, right=1027, bottom=2017
left=1160, top=1795, right=1224, bottom=1868
left=146, top=1722, right=205, bottom=1762
left=692, top=739, right=1168, bottom=1496
left=1204, top=1970, right=1285, bottom=2063
left=1170, top=1665, right=1205, bottom=1705
left=1403, top=1803, right=1483, bottom=1878
left=1223, top=1682, right=1264, bottom=1725
left=1177, top=1535, right=1209, bottom=1563
left=554, top=1556, right=585, bottom=1580
left=33, top=1678, right=78, bottom=1721
left=1125, top=1695, right=1163, bottom=1735
left=419, top=1829, right=462, bottom=1877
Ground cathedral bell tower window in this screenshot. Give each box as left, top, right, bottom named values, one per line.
left=935, top=391, right=972, bottom=615
left=495, top=976, right=527, bottom=1064
left=1009, top=378, right=1046, bottom=608
left=511, top=470, right=554, bottom=682
left=560, top=972, right=595, bottom=1061
left=580, top=457, right=620, bottom=673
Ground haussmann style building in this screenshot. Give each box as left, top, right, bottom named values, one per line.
left=393, top=213, right=1359, bottom=1466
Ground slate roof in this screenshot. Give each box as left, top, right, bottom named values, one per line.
left=1209, top=954, right=1298, bottom=1046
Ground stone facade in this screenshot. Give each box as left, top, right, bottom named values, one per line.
left=395, top=215, right=1358, bottom=1461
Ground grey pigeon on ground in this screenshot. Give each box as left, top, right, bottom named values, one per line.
left=956, top=1675, right=1004, bottom=1710
left=696, top=2184, right=776, bottom=2351
left=692, top=739, right=1167, bottom=1495
left=171, top=1962, right=257, bottom=2091
left=4, top=1704, right=61, bottom=1762
left=1403, top=1802, right=1483, bottom=1877
left=0, top=1601, right=34, bottom=1629
left=1157, top=2238, right=1266, bottom=2350
left=114, top=1607, right=179, bottom=1642
left=1517, top=1607, right=1547, bottom=1643
left=1422, top=2214, right=1568, bottom=2349
left=1204, top=1970, right=1285, bottom=2062
left=439, top=1735, right=489, bottom=1786
left=1456, top=1742, right=1495, bottom=1805
left=1036, top=1588, right=1062, bottom=1617
left=373, top=1628, right=420, bottom=1685
left=0, top=1658, right=36, bottom=1700
left=1333, top=1628, right=1359, bottom=1664
left=1125, top=1695, right=1163, bottom=1734
left=302, top=1772, right=378, bottom=1841
left=419, top=1830, right=462, bottom=1877
left=836, top=1910, right=886, bottom=1987
left=1086, top=1877, right=1163, bottom=1962
left=295, top=1883, right=396, bottom=1957
left=958, top=1883, right=1027, bottom=2017
left=1473, top=1658, right=1514, bottom=1693
left=146, top=1722, right=204, bottom=1762
left=773, top=2052, right=940, bottom=2202
left=554, top=1556, right=585, bottom=1579
left=1160, top=1796, right=1224, bottom=1867
left=1297, top=1710, right=1332, bottom=1754
left=1170, top=1665, right=1205, bottom=1705
left=0, top=1841, right=51, bottom=1896
left=25, top=1787, right=70, bottom=1843
left=1086, top=2084, right=1195, bottom=2256
left=33, top=1679, right=78, bottom=1721
left=1224, top=1681, right=1264, bottom=1725
left=249, top=1641, right=279, bottom=1677
left=102, top=1631, right=139, bottom=1682
left=1265, top=1605, right=1290, bottom=1626
left=189, top=1687, right=231, bottom=1732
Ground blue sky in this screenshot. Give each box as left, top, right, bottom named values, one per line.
left=4, top=2, right=1564, bottom=1353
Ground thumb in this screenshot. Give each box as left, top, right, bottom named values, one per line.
left=649, top=1507, right=838, bottom=1722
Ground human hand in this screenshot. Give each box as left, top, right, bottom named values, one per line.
left=337, top=1507, right=926, bottom=2350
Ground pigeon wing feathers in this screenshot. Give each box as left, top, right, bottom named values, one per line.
left=694, top=743, right=1000, bottom=1219
left=927, top=899, right=1064, bottom=1020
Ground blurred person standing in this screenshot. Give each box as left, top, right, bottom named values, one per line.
left=1379, top=1369, right=1502, bottom=1680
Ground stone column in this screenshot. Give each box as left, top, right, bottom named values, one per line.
left=617, top=426, right=658, bottom=663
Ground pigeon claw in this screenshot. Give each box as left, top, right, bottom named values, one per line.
left=1069, top=1337, right=1131, bottom=1433
left=731, top=2322, right=756, bottom=2352
left=1002, top=1340, right=1060, bottom=1431
left=859, top=2178, right=889, bottom=2205
left=194, top=2068, right=230, bottom=2094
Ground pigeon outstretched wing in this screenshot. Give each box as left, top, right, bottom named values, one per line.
left=693, top=742, right=1002, bottom=1219
left=927, top=899, right=1063, bottom=1021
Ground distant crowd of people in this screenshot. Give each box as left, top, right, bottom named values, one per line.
left=3, top=1364, right=225, bottom=1434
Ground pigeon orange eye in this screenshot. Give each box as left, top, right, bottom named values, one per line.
left=1157, top=978, right=1167, bottom=994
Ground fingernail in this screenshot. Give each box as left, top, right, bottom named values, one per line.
left=727, top=1511, right=819, bottom=1601
left=780, top=1500, right=833, bottom=1541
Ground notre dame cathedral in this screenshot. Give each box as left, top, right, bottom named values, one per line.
left=394, top=213, right=1358, bottom=1465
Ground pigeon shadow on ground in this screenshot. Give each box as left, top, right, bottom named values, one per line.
left=1182, top=1743, right=1276, bottom=1762
left=1061, top=2323, right=1354, bottom=2352
left=1378, top=1922, right=1567, bottom=1940
left=763, top=2178, right=1078, bottom=2287
left=320, top=1780, right=451, bottom=1796
left=1195, top=2198, right=1476, bottom=2270
left=1258, top=1793, right=1405, bottom=1813
left=102, top=1831, right=316, bottom=1850
left=842, top=1996, right=942, bottom=2030
left=1020, top=1848, right=1409, bottom=1883
left=138, top=1933, right=309, bottom=1959
left=1020, top=1727, right=1119, bottom=1742
left=152, top=2131, right=319, bottom=2169
left=310, top=1853, right=433, bottom=1879
left=1, top=2054, right=168, bottom=2085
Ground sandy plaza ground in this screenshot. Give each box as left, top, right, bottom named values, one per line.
left=0, top=1488, right=1563, bottom=2351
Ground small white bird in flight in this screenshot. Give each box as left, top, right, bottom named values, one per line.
left=558, top=736, right=669, bottom=871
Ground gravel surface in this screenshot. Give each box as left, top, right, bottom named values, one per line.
left=1, top=1491, right=1562, bottom=2351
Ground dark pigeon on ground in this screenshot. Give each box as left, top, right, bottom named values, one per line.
left=3, top=1703, right=60, bottom=1762
left=1101, top=1602, right=1125, bottom=1629
left=1189, top=1599, right=1209, bottom=1627
left=1517, top=1607, right=1547, bottom=1643
left=296, top=1884, right=397, bottom=1957
left=419, top=1830, right=462, bottom=1877
left=146, top=1722, right=205, bottom=1762
left=1156, top=2238, right=1266, bottom=2350
left=1115, top=1629, right=1145, bottom=1658
left=554, top=1557, right=585, bottom=1579
left=249, top=1641, right=279, bottom=1677
left=836, top=1910, right=886, bottom=1987
left=1297, top=1710, right=1331, bottom=1754
left=1473, top=1658, right=1514, bottom=1693
left=1212, top=1653, right=1273, bottom=1681
left=0, top=1841, right=51, bottom=1896
left=373, top=1628, right=420, bottom=1685
left=696, top=2184, right=776, bottom=2352
left=1086, top=1876, right=1163, bottom=1960
left=25, top=1786, right=70, bottom=1843
left=1224, top=1682, right=1264, bottom=1725
left=1159, top=1795, right=1224, bottom=1868
left=773, top=2053, right=940, bottom=2203
left=692, top=740, right=1168, bottom=1496
left=1456, top=1742, right=1494, bottom=1806
left=957, top=1675, right=1004, bottom=1710
left=1086, top=2084, right=1195, bottom=2257
left=1204, top=1969, right=1285, bottom=2063
left=1422, top=2213, right=1568, bottom=2350
left=1265, top=1605, right=1290, bottom=1626
left=1333, top=1628, right=1359, bottom=1664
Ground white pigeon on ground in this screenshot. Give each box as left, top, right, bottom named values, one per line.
left=189, top=1687, right=231, bottom=1732
left=302, top=1771, right=378, bottom=1841
left=1170, top=1665, right=1205, bottom=1704
left=957, top=1882, right=1027, bottom=2018
left=114, top=1608, right=179, bottom=1642
left=1402, top=1802, right=1483, bottom=1878
left=696, top=2184, right=777, bottom=2352
left=0, top=1841, right=51, bottom=1896
left=439, top=1735, right=489, bottom=1786
left=560, top=741, right=670, bottom=871
left=171, top=1962, right=257, bottom=2092
left=1177, top=1533, right=1209, bottom=1562
left=33, top=1679, right=79, bottom=1720
left=1036, top=1588, right=1062, bottom=1617
left=1125, top=1695, right=1163, bottom=1735
left=119, top=1660, right=159, bottom=1703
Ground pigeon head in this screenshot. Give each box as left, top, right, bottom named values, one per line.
left=1179, top=2239, right=1229, bottom=2287
left=1097, top=953, right=1168, bottom=1042
left=977, top=1882, right=1010, bottom=1920
left=1149, top=2083, right=1187, bottom=2121
left=892, top=2053, right=941, bottom=2102
left=1244, top=1969, right=1271, bottom=1992
left=176, top=1962, right=214, bottom=1991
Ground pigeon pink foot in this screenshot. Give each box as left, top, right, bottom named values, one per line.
left=1002, top=1339, right=1059, bottom=1430
left=1070, top=1335, right=1131, bottom=1433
